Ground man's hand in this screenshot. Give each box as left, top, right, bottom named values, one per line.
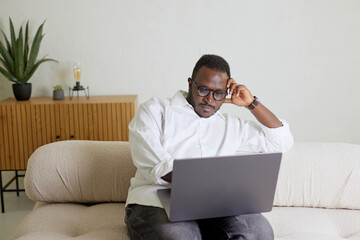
left=224, top=78, right=283, bottom=128
left=161, top=171, right=172, bottom=182
left=224, top=78, right=254, bottom=107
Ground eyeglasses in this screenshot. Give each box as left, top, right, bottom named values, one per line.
left=191, top=79, right=228, bottom=101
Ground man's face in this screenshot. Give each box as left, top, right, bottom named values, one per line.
left=187, top=66, right=229, bottom=118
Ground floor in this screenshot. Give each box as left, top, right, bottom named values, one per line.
left=0, top=171, right=35, bottom=240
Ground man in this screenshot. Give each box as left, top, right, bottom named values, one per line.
left=125, top=54, right=293, bottom=240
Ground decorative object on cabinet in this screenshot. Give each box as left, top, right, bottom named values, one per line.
left=53, top=85, right=64, bottom=100
left=0, top=18, right=57, bottom=101
left=0, top=95, right=137, bottom=213
left=69, top=61, right=89, bottom=99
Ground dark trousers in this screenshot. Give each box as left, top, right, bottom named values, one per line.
left=125, top=204, right=274, bottom=240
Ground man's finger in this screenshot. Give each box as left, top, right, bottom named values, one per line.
left=226, top=78, right=236, bottom=88
left=223, top=98, right=232, bottom=104
left=229, top=83, right=238, bottom=95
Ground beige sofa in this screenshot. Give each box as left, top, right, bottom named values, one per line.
left=13, top=141, right=360, bottom=240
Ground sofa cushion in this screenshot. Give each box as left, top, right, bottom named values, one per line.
left=12, top=202, right=128, bottom=240
left=274, top=142, right=360, bottom=210
left=264, top=207, right=360, bottom=239
left=24, top=141, right=136, bottom=203
left=264, top=207, right=360, bottom=240
left=13, top=203, right=360, bottom=240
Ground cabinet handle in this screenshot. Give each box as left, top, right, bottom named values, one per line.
left=56, top=136, right=60, bottom=139
left=70, top=135, right=75, bottom=139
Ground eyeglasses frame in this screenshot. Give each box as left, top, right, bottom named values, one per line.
left=190, top=78, right=228, bottom=101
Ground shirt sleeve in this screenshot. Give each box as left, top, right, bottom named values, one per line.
left=236, top=118, right=294, bottom=153
left=128, top=99, right=173, bottom=185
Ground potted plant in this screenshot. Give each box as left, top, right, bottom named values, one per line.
left=0, top=18, right=57, bottom=101
left=53, top=84, right=64, bottom=100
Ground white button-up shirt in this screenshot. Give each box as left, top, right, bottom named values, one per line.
left=126, top=90, right=293, bottom=208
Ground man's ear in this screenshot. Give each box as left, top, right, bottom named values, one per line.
left=187, top=78, right=192, bottom=95
left=188, top=77, right=192, bottom=85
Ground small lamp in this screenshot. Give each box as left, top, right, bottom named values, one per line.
left=69, top=62, right=89, bottom=99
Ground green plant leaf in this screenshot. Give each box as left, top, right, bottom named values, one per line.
left=0, top=40, right=14, bottom=73
left=24, top=21, right=29, bottom=71
left=9, top=18, right=16, bottom=59
left=0, top=56, right=12, bottom=73
left=14, top=27, right=25, bottom=80
left=0, top=57, right=8, bottom=69
left=0, top=30, right=14, bottom=73
left=22, top=57, right=57, bottom=83
left=0, top=65, right=19, bottom=83
left=1, top=30, right=12, bottom=56
left=24, top=21, right=44, bottom=77
left=53, top=84, right=63, bottom=90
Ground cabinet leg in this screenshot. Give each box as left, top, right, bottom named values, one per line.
left=0, top=170, right=26, bottom=213
left=15, top=170, right=20, bottom=196
left=0, top=171, right=4, bottom=213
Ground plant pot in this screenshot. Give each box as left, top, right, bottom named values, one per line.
left=12, top=83, right=32, bottom=101
left=53, top=90, right=64, bottom=100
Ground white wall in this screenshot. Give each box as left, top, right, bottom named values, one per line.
left=0, top=0, right=359, bottom=144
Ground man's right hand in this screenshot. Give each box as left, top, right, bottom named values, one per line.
left=161, top=171, right=172, bottom=182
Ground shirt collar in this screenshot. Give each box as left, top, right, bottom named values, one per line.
left=171, top=90, right=190, bottom=106
left=170, top=90, right=225, bottom=119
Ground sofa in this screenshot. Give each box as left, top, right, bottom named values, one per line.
left=13, top=141, right=360, bottom=240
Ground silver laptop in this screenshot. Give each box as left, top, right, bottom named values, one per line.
left=157, top=152, right=282, bottom=222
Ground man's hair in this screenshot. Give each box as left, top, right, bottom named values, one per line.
left=191, top=54, right=231, bottom=79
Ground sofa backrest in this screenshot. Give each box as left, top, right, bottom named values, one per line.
left=274, top=142, right=360, bottom=210
left=25, top=141, right=360, bottom=211
left=25, top=140, right=136, bottom=203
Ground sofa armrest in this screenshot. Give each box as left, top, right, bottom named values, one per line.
left=274, top=142, right=360, bottom=210
left=24, top=140, right=136, bottom=203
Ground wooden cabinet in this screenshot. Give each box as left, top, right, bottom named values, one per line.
left=0, top=95, right=137, bottom=171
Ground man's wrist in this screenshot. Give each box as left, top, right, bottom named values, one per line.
left=246, top=96, right=260, bottom=111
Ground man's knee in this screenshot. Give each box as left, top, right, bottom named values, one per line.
left=127, top=220, right=201, bottom=240
left=125, top=204, right=201, bottom=240
left=235, top=213, right=274, bottom=240
left=157, top=221, right=202, bottom=240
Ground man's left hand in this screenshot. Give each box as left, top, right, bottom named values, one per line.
left=224, top=78, right=254, bottom=107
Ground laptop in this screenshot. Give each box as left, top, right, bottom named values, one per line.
left=157, top=152, right=282, bottom=222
